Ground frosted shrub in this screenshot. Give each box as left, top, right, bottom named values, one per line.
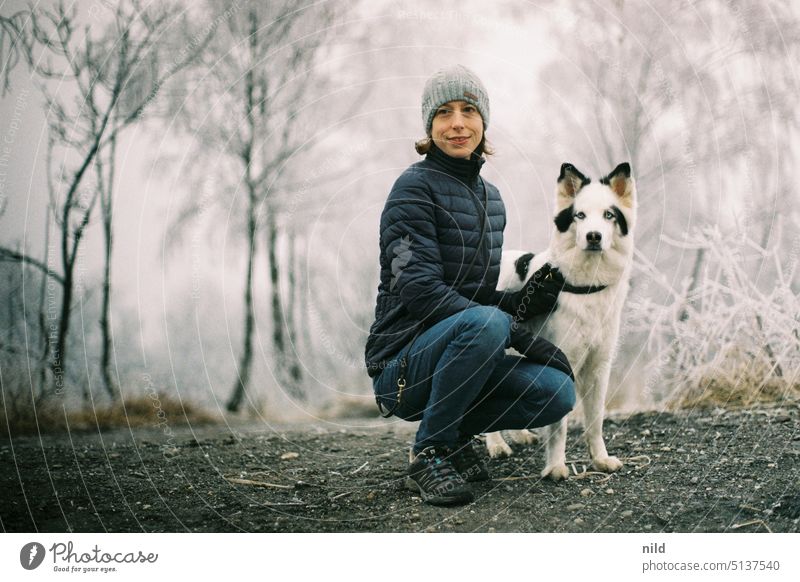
left=628, top=227, right=800, bottom=409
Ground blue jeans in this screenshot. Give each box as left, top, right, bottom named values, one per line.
left=373, top=306, right=576, bottom=453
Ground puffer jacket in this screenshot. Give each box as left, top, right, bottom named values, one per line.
left=364, top=144, right=513, bottom=378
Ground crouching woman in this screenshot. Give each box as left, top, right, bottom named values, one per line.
left=364, top=65, right=575, bottom=506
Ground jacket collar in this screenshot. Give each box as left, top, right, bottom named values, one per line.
left=425, top=143, right=485, bottom=183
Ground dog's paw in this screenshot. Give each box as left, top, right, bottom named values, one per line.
left=592, top=456, right=623, bottom=473
left=508, top=429, right=538, bottom=446
left=541, top=463, right=570, bottom=481
left=486, top=440, right=513, bottom=458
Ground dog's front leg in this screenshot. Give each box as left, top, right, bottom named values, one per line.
left=485, top=431, right=513, bottom=458
left=541, top=419, right=569, bottom=480
left=580, top=362, right=623, bottom=473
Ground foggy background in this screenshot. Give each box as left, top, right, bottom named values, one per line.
left=1, top=0, right=798, bottom=425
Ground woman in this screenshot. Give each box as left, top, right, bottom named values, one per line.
left=364, top=65, right=576, bottom=506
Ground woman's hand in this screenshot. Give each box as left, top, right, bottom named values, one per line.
left=509, top=326, right=574, bottom=380
left=508, top=263, right=565, bottom=320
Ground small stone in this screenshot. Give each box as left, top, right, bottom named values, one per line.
left=366, top=491, right=376, bottom=501
left=280, top=452, right=300, bottom=460
left=605, top=488, right=614, bottom=495
left=690, top=477, right=699, bottom=484
left=425, top=526, right=436, bottom=533
left=142, top=504, right=151, bottom=510
left=621, top=510, right=633, bottom=518
left=580, top=488, right=594, bottom=497
left=574, top=517, right=584, bottom=524
left=641, top=429, right=651, bottom=436
left=487, top=527, right=496, bottom=533
left=566, top=503, right=584, bottom=511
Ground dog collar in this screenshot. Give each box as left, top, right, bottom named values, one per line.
left=561, top=282, right=607, bottom=294
left=544, top=270, right=607, bottom=294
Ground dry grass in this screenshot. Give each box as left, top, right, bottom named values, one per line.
left=667, top=354, right=800, bottom=410
left=1, top=395, right=220, bottom=437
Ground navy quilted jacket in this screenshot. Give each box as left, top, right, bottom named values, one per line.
left=364, top=144, right=513, bottom=378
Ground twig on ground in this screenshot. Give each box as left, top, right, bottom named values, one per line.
left=224, top=476, right=294, bottom=489
left=731, top=519, right=772, bottom=533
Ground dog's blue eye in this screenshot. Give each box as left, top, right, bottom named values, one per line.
left=604, top=210, right=615, bottom=220
left=575, top=212, right=586, bottom=220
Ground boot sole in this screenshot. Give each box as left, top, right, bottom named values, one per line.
left=405, top=476, right=474, bottom=506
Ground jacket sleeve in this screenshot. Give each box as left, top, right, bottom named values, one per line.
left=381, top=181, right=481, bottom=326
left=488, top=288, right=516, bottom=314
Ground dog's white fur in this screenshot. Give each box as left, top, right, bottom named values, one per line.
left=485, top=163, right=636, bottom=480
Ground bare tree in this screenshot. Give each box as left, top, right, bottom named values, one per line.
left=166, top=0, right=351, bottom=412
left=0, top=1, right=211, bottom=399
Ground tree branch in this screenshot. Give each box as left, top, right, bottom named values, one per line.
left=0, top=247, right=64, bottom=285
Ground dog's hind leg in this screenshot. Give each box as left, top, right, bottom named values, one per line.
left=508, top=428, right=538, bottom=445
left=485, top=431, right=513, bottom=458
left=541, top=419, right=569, bottom=480
left=579, top=358, right=623, bottom=473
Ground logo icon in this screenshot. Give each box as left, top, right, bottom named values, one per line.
left=390, top=235, right=413, bottom=291
left=20, top=542, right=46, bottom=570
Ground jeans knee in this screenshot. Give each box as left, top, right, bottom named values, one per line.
left=549, top=373, right=576, bottom=419
left=459, top=306, right=511, bottom=349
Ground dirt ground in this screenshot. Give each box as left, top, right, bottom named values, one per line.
left=1, top=405, right=799, bottom=533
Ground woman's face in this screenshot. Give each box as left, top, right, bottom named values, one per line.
left=430, top=100, right=483, bottom=159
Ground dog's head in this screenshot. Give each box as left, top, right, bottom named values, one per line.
left=553, top=162, right=636, bottom=253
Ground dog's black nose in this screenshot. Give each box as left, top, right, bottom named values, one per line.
left=587, top=231, right=602, bottom=245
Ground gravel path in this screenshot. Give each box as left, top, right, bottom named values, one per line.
left=2, top=407, right=799, bottom=532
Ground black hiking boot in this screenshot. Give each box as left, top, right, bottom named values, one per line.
left=406, top=446, right=474, bottom=506
left=451, top=437, right=491, bottom=482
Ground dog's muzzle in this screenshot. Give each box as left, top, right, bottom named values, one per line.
left=585, top=231, right=602, bottom=251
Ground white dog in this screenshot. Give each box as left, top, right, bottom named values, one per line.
left=485, top=162, right=636, bottom=480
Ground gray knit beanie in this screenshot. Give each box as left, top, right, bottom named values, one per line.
left=421, top=65, right=490, bottom=135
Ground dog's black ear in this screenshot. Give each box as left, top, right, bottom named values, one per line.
left=554, top=204, right=574, bottom=233
left=600, top=163, right=634, bottom=206
left=557, top=163, right=590, bottom=200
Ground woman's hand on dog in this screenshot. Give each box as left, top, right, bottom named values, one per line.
left=509, top=327, right=574, bottom=381
left=508, top=263, right=565, bottom=319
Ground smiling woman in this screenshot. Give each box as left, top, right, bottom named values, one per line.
left=430, top=101, right=483, bottom=158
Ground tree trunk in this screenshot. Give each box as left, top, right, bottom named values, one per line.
left=37, top=205, right=53, bottom=400
left=227, top=10, right=259, bottom=414
left=99, top=132, right=118, bottom=401
left=286, top=228, right=302, bottom=383
left=267, top=213, right=285, bottom=362
left=267, top=212, right=303, bottom=400
left=53, top=220, right=76, bottom=399
left=227, top=192, right=258, bottom=413
left=678, top=247, right=705, bottom=322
